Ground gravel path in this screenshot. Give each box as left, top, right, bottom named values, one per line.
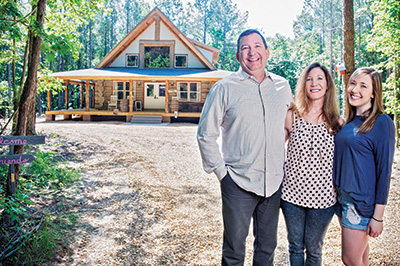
left=35, top=117, right=400, bottom=265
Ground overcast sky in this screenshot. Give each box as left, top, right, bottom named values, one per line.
left=178, top=0, right=304, bottom=39
left=234, top=0, right=304, bottom=38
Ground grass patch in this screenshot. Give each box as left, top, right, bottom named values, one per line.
left=0, top=144, right=81, bottom=265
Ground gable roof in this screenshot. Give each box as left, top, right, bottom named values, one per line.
left=96, top=7, right=218, bottom=70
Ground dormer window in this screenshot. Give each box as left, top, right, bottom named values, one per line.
left=144, top=46, right=170, bottom=68
left=126, top=53, right=139, bottom=67
left=175, top=54, right=188, bottom=68
left=139, top=40, right=175, bottom=69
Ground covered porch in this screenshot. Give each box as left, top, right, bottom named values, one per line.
left=46, top=68, right=232, bottom=123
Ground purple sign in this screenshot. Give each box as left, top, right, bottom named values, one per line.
left=0, top=154, right=35, bottom=165
left=0, top=135, right=45, bottom=146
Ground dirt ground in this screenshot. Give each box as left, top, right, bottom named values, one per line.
left=34, top=116, right=400, bottom=266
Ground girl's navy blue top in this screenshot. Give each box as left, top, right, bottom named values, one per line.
left=333, top=114, right=395, bottom=217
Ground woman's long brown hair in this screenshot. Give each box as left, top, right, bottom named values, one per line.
left=344, top=67, right=384, bottom=133
left=293, top=62, right=342, bottom=134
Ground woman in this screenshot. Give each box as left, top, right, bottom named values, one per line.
left=334, top=67, right=395, bottom=266
left=282, top=62, right=342, bottom=265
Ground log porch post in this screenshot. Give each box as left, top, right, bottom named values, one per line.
left=65, top=80, right=69, bottom=109
left=92, top=83, right=95, bottom=107
left=47, top=90, right=51, bottom=111
left=165, top=81, right=169, bottom=113
left=129, top=80, right=134, bottom=112
left=86, top=80, right=90, bottom=110
left=80, top=82, right=84, bottom=108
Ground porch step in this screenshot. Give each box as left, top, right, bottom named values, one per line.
left=130, top=114, right=162, bottom=124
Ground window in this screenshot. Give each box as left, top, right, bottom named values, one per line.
left=178, top=82, right=200, bottom=102
left=114, top=81, right=135, bottom=100
left=175, top=54, right=188, bottom=68
left=126, top=54, right=139, bottom=67
left=144, top=46, right=170, bottom=68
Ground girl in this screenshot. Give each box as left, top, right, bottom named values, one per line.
left=333, top=67, right=395, bottom=266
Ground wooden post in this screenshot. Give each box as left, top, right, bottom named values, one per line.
left=165, top=81, right=169, bottom=113
left=80, top=82, right=84, bottom=109
left=47, top=90, right=51, bottom=111
left=92, top=83, right=95, bottom=107
left=65, top=80, right=69, bottom=109
left=86, top=80, right=90, bottom=111
left=129, top=81, right=134, bottom=112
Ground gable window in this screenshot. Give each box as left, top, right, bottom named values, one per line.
left=144, top=46, right=170, bottom=68
left=126, top=54, right=139, bottom=67
left=114, top=81, right=135, bottom=100
left=175, top=54, right=188, bottom=68
left=178, top=82, right=200, bottom=102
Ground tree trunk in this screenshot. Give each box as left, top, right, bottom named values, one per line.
left=330, top=0, right=333, bottom=75
left=343, top=0, right=355, bottom=87
left=321, top=0, right=325, bottom=54
left=358, top=16, right=361, bottom=68
left=7, top=63, right=12, bottom=117
left=110, top=14, right=114, bottom=50
left=38, top=92, right=42, bottom=116
left=395, top=63, right=400, bottom=147
left=7, top=0, right=47, bottom=196
left=19, top=37, right=29, bottom=90
left=126, top=0, right=130, bottom=35
left=89, top=19, right=93, bottom=68
left=12, top=38, right=18, bottom=133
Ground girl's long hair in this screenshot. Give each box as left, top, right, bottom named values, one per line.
left=344, top=67, right=384, bottom=133
left=293, top=62, right=341, bottom=134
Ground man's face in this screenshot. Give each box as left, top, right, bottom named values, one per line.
left=236, top=33, right=269, bottom=77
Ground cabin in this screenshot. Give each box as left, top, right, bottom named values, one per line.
left=46, top=7, right=233, bottom=123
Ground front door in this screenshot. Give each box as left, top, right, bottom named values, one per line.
left=145, top=83, right=166, bottom=109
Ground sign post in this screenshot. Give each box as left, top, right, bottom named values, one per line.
left=0, top=135, right=45, bottom=194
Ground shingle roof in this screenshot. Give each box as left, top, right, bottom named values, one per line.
left=51, top=67, right=234, bottom=80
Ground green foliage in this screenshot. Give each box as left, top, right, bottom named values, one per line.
left=21, top=149, right=81, bottom=190
left=0, top=148, right=81, bottom=220
left=0, top=148, right=80, bottom=264
left=8, top=214, right=76, bottom=264
left=0, top=81, right=13, bottom=118
left=0, top=192, right=32, bottom=223
left=144, top=51, right=170, bottom=69
left=367, top=0, right=400, bottom=142
left=37, top=68, right=65, bottom=94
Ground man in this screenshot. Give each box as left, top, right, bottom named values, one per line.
left=197, top=29, right=293, bottom=265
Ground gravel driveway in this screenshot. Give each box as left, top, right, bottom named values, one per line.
left=35, top=117, right=400, bottom=265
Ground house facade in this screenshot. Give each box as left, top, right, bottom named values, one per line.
left=47, top=7, right=233, bottom=122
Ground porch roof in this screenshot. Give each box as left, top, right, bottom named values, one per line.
left=51, top=68, right=234, bottom=81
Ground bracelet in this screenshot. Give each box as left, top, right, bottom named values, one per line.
left=372, top=217, right=383, bottom=223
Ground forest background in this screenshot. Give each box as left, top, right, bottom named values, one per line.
left=0, top=0, right=399, bottom=133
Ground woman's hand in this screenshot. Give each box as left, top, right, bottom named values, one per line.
left=368, top=204, right=385, bottom=238
left=367, top=219, right=383, bottom=238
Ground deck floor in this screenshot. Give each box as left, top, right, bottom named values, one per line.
left=45, top=109, right=201, bottom=122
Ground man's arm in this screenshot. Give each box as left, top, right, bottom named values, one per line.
left=197, top=83, right=227, bottom=180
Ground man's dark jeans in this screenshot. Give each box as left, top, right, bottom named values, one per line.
left=220, top=173, right=281, bottom=266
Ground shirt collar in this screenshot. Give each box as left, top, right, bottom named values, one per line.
left=237, top=67, right=272, bottom=82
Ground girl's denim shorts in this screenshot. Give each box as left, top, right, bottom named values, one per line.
left=336, top=188, right=371, bottom=231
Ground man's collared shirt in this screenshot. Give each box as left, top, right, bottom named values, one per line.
left=197, top=68, right=293, bottom=197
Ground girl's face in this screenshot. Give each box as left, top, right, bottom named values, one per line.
left=347, top=73, right=374, bottom=115
left=305, top=67, right=327, bottom=101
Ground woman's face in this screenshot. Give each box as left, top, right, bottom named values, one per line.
left=347, top=73, right=374, bottom=115
left=305, top=67, right=327, bottom=101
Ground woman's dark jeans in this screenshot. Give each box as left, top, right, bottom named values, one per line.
left=281, top=200, right=336, bottom=266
